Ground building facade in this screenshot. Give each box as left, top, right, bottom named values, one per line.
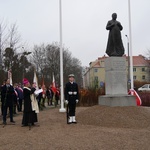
left=83, top=55, right=150, bottom=89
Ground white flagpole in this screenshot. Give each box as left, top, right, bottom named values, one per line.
left=128, top=0, right=134, bottom=91
left=59, top=0, right=66, bottom=112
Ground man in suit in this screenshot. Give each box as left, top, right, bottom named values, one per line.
left=1, top=79, right=15, bottom=125
left=65, top=74, right=79, bottom=124
left=0, top=80, right=6, bottom=116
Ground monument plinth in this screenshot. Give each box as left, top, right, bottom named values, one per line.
left=99, top=57, right=136, bottom=106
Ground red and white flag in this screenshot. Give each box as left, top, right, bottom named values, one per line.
left=128, top=89, right=142, bottom=106
left=52, top=73, right=57, bottom=94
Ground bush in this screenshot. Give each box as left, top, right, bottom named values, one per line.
left=138, top=92, right=150, bottom=106
left=78, top=88, right=105, bottom=106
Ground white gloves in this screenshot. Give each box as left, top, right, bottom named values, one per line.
left=65, top=100, right=79, bottom=104
left=65, top=100, right=68, bottom=104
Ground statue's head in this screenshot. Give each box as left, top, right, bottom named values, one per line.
left=112, top=13, right=117, bottom=20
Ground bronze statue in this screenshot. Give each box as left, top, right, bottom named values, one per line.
left=106, top=13, right=124, bottom=57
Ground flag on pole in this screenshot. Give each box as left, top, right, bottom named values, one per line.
left=33, top=70, right=39, bottom=90
left=8, top=70, right=13, bottom=85
left=52, top=73, right=57, bottom=94
left=41, top=77, right=46, bottom=98
left=128, top=89, right=142, bottom=106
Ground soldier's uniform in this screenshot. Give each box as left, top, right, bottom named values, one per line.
left=65, top=74, right=79, bottom=124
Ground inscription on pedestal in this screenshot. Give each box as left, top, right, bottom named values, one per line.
left=105, top=57, right=126, bottom=71
left=105, top=57, right=127, bottom=95
left=112, top=60, right=126, bottom=70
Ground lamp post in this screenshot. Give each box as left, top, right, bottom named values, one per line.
left=125, top=35, right=130, bottom=90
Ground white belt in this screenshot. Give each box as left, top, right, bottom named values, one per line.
left=68, top=91, right=77, bottom=95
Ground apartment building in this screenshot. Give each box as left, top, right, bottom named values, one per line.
left=83, top=55, right=150, bottom=89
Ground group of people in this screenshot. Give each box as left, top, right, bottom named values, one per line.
left=38, top=84, right=60, bottom=110
left=0, top=73, right=79, bottom=127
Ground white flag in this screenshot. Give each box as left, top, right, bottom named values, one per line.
left=33, top=71, right=39, bottom=90
left=8, top=70, right=13, bottom=85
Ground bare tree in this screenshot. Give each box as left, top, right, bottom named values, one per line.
left=0, top=19, right=8, bottom=67
left=146, top=49, right=150, bottom=60
left=7, top=23, right=21, bottom=50
left=31, top=44, right=47, bottom=77
left=31, top=42, right=83, bottom=87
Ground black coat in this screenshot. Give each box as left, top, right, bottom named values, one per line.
left=23, top=87, right=32, bottom=112
left=65, top=82, right=79, bottom=104
left=1, top=84, right=15, bottom=105
left=22, top=87, right=37, bottom=125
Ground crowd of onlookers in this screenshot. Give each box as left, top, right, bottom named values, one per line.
left=0, top=78, right=60, bottom=125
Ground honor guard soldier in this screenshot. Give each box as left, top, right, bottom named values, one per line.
left=65, top=74, right=79, bottom=124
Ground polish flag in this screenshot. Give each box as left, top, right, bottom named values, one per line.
left=52, top=73, right=57, bottom=94
left=128, top=89, right=142, bottom=106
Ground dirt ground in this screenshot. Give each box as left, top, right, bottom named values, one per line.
left=0, top=105, right=150, bottom=150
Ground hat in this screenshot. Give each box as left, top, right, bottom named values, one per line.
left=23, top=78, right=29, bottom=85
left=68, top=74, right=75, bottom=78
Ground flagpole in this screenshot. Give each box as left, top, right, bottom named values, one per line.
left=128, top=0, right=134, bottom=91
left=59, top=0, right=66, bottom=112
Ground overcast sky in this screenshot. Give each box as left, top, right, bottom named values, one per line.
left=0, top=0, right=150, bottom=66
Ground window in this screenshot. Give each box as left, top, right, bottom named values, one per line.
left=142, top=84, right=148, bottom=88
left=94, top=76, right=98, bottom=88
left=142, top=68, right=145, bottom=72
left=133, top=76, right=136, bottom=80
left=94, top=76, right=98, bottom=81
left=133, top=68, right=136, bottom=72
left=142, top=75, right=145, bottom=80
left=94, top=68, right=98, bottom=72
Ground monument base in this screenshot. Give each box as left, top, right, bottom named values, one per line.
left=98, top=95, right=136, bottom=107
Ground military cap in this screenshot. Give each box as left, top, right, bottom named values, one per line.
left=68, top=74, right=75, bottom=78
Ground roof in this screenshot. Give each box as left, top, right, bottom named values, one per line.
left=93, top=61, right=100, bottom=67
left=133, top=55, right=149, bottom=67
left=90, top=55, right=149, bottom=67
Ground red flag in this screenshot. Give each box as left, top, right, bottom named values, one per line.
left=52, top=74, right=57, bottom=94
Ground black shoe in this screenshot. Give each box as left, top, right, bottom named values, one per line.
left=3, top=121, right=7, bottom=125
left=10, top=120, right=15, bottom=123
left=21, top=124, right=28, bottom=127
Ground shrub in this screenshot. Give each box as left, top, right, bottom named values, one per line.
left=78, top=88, right=105, bottom=106
left=138, top=92, right=150, bottom=106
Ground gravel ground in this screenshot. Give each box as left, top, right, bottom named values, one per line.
left=0, top=105, right=150, bottom=150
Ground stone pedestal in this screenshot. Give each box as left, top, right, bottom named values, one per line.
left=98, top=57, right=136, bottom=107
